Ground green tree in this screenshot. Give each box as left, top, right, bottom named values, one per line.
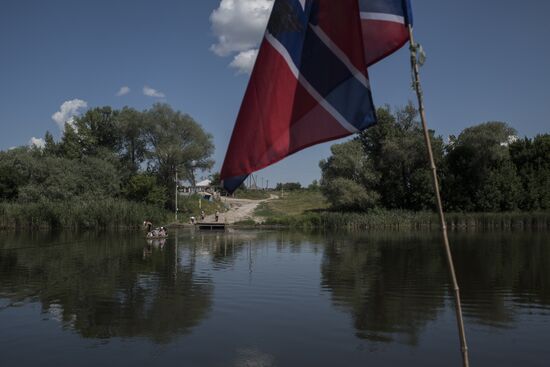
left=210, top=172, right=222, bottom=191
left=0, top=147, right=120, bottom=203
left=72, top=107, right=121, bottom=157
left=0, top=103, right=216, bottom=224
left=0, top=148, right=36, bottom=200
left=509, top=134, right=550, bottom=210
left=444, top=121, right=521, bottom=211
left=43, top=131, right=59, bottom=156
left=360, top=104, right=443, bottom=210
left=118, top=106, right=147, bottom=173
left=320, top=104, right=443, bottom=211
left=16, top=156, right=120, bottom=203
left=143, top=103, right=214, bottom=208
left=307, top=179, right=320, bottom=191
left=275, top=182, right=302, bottom=191
left=319, top=139, right=380, bottom=210
left=123, top=174, right=166, bottom=207
left=59, top=124, right=82, bottom=159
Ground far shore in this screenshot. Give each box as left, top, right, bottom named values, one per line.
left=1, top=210, right=549, bottom=232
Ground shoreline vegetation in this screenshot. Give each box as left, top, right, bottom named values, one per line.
left=244, top=190, right=550, bottom=230
left=0, top=104, right=216, bottom=231
left=0, top=191, right=548, bottom=231
left=243, top=210, right=550, bottom=231
left=2, top=203, right=548, bottom=231
left=1, top=103, right=548, bottom=232
left=0, top=199, right=168, bottom=230
left=0, top=193, right=226, bottom=230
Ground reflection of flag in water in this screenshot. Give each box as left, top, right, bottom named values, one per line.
left=221, top=0, right=411, bottom=193
left=359, top=0, right=413, bottom=66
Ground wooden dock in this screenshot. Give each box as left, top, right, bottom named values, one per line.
left=196, top=222, right=226, bottom=231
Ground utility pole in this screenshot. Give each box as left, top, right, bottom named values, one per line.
left=175, top=168, right=178, bottom=222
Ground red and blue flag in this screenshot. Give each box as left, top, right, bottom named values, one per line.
left=221, top=0, right=412, bottom=193
left=360, top=0, right=413, bottom=66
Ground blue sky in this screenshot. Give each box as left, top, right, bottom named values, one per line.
left=1, top=0, right=549, bottom=185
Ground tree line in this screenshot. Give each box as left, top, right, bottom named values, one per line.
left=0, top=103, right=214, bottom=227
left=320, top=104, right=550, bottom=212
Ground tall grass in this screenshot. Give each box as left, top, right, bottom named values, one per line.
left=232, top=190, right=271, bottom=200
left=0, top=199, right=169, bottom=230
left=261, top=210, right=550, bottom=231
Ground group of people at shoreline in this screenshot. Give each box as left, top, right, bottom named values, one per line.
left=145, top=208, right=221, bottom=230
left=190, top=210, right=221, bottom=224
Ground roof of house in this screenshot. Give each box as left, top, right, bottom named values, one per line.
left=196, top=179, right=212, bottom=187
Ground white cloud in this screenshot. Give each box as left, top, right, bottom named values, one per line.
left=51, top=99, right=88, bottom=130
left=210, top=0, right=273, bottom=73
left=29, top=137, right=45, bottom=149
left=143, top=86, right=165, bottom=98
left=116, top=86, right=130, bottom=96
left=229, top=49, right=259, bottom=74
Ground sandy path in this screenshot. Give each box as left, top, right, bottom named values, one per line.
left=204, top=195, right=277, bottom=224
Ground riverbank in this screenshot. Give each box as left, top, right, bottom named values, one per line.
left=246, top=190, right=550, bottom=230
left=0, top=192, right=230, bottom=231
left=0, top=199, right=169, bottom=230
left=249, top=210, right=550, bottom=230
left=2, top=190, right=549, bottom=231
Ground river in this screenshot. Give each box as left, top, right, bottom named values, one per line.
left=0, top=230, right=549, bottom=366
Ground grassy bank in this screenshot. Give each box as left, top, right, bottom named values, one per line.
left=251, top=190, right=550, bottom=230
left=257, top=210, right=550, bottom=230
left=232, top=189, right=272, bottom=200
left=0, top=199, right=169, bottom=230
left=254, top=190, right=329, bottom=217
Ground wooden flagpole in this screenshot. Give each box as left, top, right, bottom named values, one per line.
left=407, top=25, right=470, bottom=367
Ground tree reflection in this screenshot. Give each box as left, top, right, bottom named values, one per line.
left=320, top=231, right=550, bottom=344
left=321, top=232, right=447, bottom=345
left=2, top=229, right=549, bottom=348
left=451, top=231, right=550, bottom=327
left=0, top=232, right=212, bottom=343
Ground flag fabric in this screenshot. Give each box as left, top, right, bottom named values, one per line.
left=359, top=0, right=413, bottom=67
left=221, top=0, right=411, bottom=193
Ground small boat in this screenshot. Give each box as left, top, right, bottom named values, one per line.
left=146, top=226, right=168, bottom=239
left=145, top=235, right=168, bottom=239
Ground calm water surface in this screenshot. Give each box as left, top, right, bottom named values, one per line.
left=0, top=230, right=549, bottom=366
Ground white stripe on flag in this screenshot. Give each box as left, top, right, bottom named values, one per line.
left=360, top=12, right=405, bottom=24
left=310, top=24, right=371, bottom=90
left=265, top=32, right=359, bottom=134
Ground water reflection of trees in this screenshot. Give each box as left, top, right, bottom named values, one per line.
left=320, top=231, right=550, bottom=344
left=451, top=231, right=550, bottom=327
left=0, top=232, right=213, bottom=343
left=2, top=230, right=548, bottom=346
left=195, top=230, right=325, bottom=270
left=320, top=232, right=447, bottom=345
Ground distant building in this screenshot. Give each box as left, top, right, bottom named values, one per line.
left=179, top=179, right=216, bottom=199
left=196, top=179, right=212, bottom=190
left=500, top=135, right=519, bottom=147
